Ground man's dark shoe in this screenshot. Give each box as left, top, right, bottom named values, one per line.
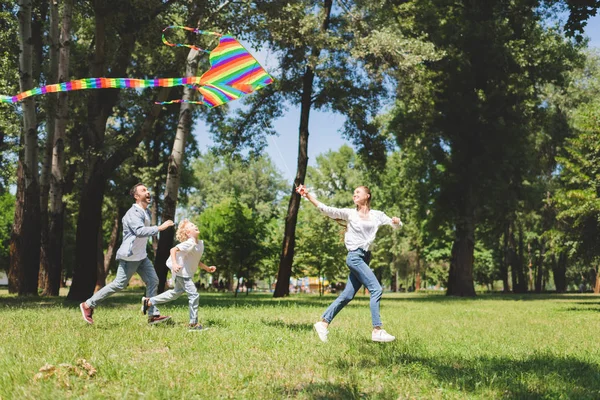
left=148, top=315, right=171, bottom=325
left=188, top=323, right=209, bottom=332
left=141, top=297, right=149, bottom=315
left=80, top=302, right=94, bottom=324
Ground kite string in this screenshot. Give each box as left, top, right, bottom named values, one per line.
left=263, top=119, right=302, bottom=190
left=161, top=25, right=221, bottom=53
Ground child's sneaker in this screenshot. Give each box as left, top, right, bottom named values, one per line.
left=141, top=297, right=149, bottom=315
left=372, top=329, right=395, bottom=342
left=188, top=324, right=208, bottom=332
left=313, top=321, right=329, bottom=342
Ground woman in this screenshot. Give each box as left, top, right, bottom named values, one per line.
left=296, top=184, right=402, bottom=343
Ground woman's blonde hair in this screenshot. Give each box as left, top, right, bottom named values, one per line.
left=176, top=219, right=192, bottom=242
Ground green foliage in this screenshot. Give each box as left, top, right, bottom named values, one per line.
left=210, top=0, right=438, bottom=167
left=295, top=204, right=347, bottom=282
left=197, top=197, right=269, bottom=281
left=0, top=192, right=15, bottom=271
left=553, top=100, right=600, bottom=263
left=0, top=2, right=20, bottom=190
left=189, top=151, right=287, bottom=217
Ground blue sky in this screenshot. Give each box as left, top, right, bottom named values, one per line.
left=194, top=13, right=600, bottom=184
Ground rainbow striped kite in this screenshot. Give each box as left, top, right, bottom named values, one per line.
left=0, top=26, right=273, bottom=108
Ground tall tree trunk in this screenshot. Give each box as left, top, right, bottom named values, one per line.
left=68, top=164, right=107, bottom=300
left=516, top=221, right=527, bottom=293
left=151, top=140, right=161, bottom=257
left=67, top=0, right=174, bottom=300
left=446, top=199, right=476, bottom=297
left=501, top=223, right=510, bottom=292
left=0, top=131, right=5, bottom=193
left=534, top=241, right=544, bottom=293
left=67, top=5, right=114, bottom=301
left=45, top=0, right=73, bottom=296
left=594, top=267, right=600, bottom=294
left=155, top=47, right=200, bottom=293
left=9, top=0, right=41, bottom=295
left=95, top=223, right=105, bottom=292
left=508, top=223, right=518, bottom=292
left=415, top=247, right=421, bottom=292
left=274, top=0, right=333, bottom=298
left=508, top=220, right=527, bottom=293
left=552, top=252, right=567, bottom=293
left=103, top=209, right=121, bottom=274
left=39, top=0, right=60, bottom=293
left=30, top=0, right=46, bottom=80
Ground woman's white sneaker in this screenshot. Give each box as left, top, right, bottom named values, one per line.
left=372, top=329, right=395, bottom=342
left=313, top=321, right=329, bottom=342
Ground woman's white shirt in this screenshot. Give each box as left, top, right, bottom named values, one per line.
left=166, top=238, right=204, bottom=278
left=316, top=202, right=400, bottom=251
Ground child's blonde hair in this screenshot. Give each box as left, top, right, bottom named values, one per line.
left=176, top=219, right=192, bottom=242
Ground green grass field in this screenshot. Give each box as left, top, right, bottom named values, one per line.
left=1, top=288, right=599, bottom=399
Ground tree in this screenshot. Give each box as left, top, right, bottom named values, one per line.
left=197, top=196, right=268, bottom=294
left=389, top=0, right=583, bottom=296
left=155, top=32, right=202, bottom=293
left=9, top=0, right=41, bottom=295
left=553, top=100, right=600, bottom=291
left=209, top=0, right=436, bottom=297
left=66, top=0, right=178, bottom=301
left=187, top=151, right=287, bottom=283
left=0, top=1, right=21, bottom=193
left=0, top=192, right=15, bottom=271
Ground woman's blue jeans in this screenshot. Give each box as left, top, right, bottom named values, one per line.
left=321, top=248, right=383, bottom=327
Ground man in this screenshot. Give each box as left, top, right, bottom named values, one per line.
left=80, top=183, right=174, bottom=324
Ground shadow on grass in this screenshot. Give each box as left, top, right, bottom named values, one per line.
left=331, top=342, right=600, bottom=399
left=2, top=290, right=598, bottom=312
left=387, top=293, right=600, bottom=303
left=262, top=319, right=314, bottom=332
left=278, top=381, right=369, bottom=400
left=0, top=290, right=354, bottom=310
left=560, top=306, right=600, bottom=313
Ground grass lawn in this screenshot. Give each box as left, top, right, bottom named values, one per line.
left=0, top=288, right=599, bottom=399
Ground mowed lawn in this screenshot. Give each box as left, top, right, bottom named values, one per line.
left=1, top=288, right=599, bottom=399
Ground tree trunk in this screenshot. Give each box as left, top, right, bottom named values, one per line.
left=67, top=2, right=169, bottom=300
left=274, top=0, right=333, bottom=298
left=446, top=204, right=476, bottom=297
left=68, top=165, right=107, bottom=300
left=552, top=252, right=567, bottom=293
left=39, top=0, right=60, bottom=293
left=594, top=267, right=600, bottom=294
left=103, top=209, right=121, bottom=274
left=0, top=131, right=4, bottom=192
left=501, top=223, right=510, bottom=292
left=516, top=222, right=527, bottom=293
left=151, top=140, right=161, bottom=257
left=9, top=0, right=41, bottom=296
left=44, top=0, right=73, bottom=296
left=155, top=46, right=200, bottom=293
left=95, top=223, right=105, bottom=292
left=508, top=220, right=526, bottom=293
left=415, top=247, right=421, bottom=292
left=534, top=241, right=544, bottom=293
left=66, top=4, right=115, bottom=301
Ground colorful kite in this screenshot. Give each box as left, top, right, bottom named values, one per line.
left=0, top=26, right=273, bottom=108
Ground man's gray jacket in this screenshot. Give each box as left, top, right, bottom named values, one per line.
left=115, top=204, right=159, bottom=261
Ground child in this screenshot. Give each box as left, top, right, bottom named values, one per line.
left=142, top=219, right=216, bottom=331
left=296, top=184, right=402, bottom=343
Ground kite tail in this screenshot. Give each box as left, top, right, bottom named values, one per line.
left=0, top=77, right=203, bottom=104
